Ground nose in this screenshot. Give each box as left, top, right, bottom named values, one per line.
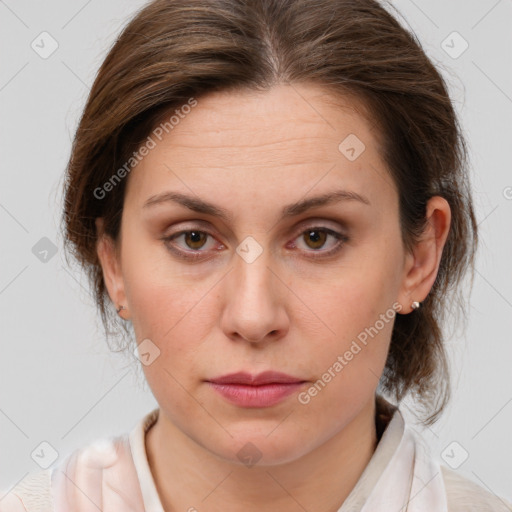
left=220, top=245, right=289, bottom=345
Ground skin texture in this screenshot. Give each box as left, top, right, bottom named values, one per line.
left=96, top=83, right=451, bottom=511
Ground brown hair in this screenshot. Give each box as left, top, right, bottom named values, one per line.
left=61, top=0, right=478, bottom=425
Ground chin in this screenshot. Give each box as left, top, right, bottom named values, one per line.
left=201, top=428, right=317, bottom=468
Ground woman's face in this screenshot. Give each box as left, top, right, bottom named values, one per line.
left=104, top=84, right=420, bottom=465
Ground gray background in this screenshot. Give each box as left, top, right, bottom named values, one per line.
left=1, top=0, right=511, bottom=504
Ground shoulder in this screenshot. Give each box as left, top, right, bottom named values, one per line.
left=441, top=465, right=512, bottom=512
left=0, top=434, right=142, bottom=512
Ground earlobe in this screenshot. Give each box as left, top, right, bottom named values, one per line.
left=95, top=218, right=129, bottom=319
left=397, top=196, right=451, bottom=314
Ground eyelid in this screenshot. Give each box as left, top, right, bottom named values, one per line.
left=291, top=216, right=348, bottom=237
left=163, top=218, right=346, bottom=244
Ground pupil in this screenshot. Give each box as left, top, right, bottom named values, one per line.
left=187, top=231, right=205, bottom=249
left=306, top=230, right=326, bottom=249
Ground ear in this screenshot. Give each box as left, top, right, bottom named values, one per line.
left=95, top=218, right=130, bottom=319
left=397, top=196, right=451, bottom=314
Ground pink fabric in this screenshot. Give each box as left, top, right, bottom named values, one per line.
left=50, top=408, right=161, bottom=512
left=51, top=436, right=145, bottom=512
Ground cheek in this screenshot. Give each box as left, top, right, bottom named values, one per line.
left=315, top=259, right=399, bottom=334
left=121, top=241, right=221, bottom=367
left=297, top=296, right=395, bottom=419
left=314, top=290, right=395, bottom=378
left=301, top=249, right=401, bottom=387
left=127, top=274, right=215, bottom=349
left=124, top=267, right=219, bottom=414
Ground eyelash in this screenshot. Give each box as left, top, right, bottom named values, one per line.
left=161, top=226, right=349, bottom=261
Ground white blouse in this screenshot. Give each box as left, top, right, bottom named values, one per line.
left=1, top=399, right=510, bottom=512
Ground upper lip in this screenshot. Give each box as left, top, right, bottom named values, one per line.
left=207, top=371, right=305, bottom=386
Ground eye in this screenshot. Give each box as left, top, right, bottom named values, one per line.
left=177, top=230, right=209, bottom=250
left=291, top=227, right=348, bottom=258
left=162, top=230, right=221, bottom=260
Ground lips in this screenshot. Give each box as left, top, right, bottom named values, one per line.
left=207, top=371, right=305, bottom=386
left=206, top=371, right=307, bottom=408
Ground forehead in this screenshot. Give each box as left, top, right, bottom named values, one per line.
left=125, top=83, right=394, bottom=212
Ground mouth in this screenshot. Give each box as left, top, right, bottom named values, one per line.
left=205, top=371, right=308, bottom=408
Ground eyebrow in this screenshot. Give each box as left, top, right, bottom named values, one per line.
left=143, top=189, right=370, bottom=222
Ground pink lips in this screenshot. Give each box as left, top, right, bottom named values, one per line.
left=206, top=371, right=307, bottom=408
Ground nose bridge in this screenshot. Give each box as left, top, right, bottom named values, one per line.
left=221, top=235, right=287, bottom=343
left=233, top=236, right=275, bottom=306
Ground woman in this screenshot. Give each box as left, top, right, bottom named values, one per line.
left=2, top=0, right=510, bottom=511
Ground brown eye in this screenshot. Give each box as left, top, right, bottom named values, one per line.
left=184, top=231, right=208, bottom=250
left=291, top=226, right=348, bottom=260
left=303, top=229, right=328, bottom=250
left=162, top=228, right=222, bottom=261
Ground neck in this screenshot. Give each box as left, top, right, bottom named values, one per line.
left=145, top=397, right=378, bottom=512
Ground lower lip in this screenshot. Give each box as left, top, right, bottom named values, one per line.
left=207, top=382, right=305, bottom=407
